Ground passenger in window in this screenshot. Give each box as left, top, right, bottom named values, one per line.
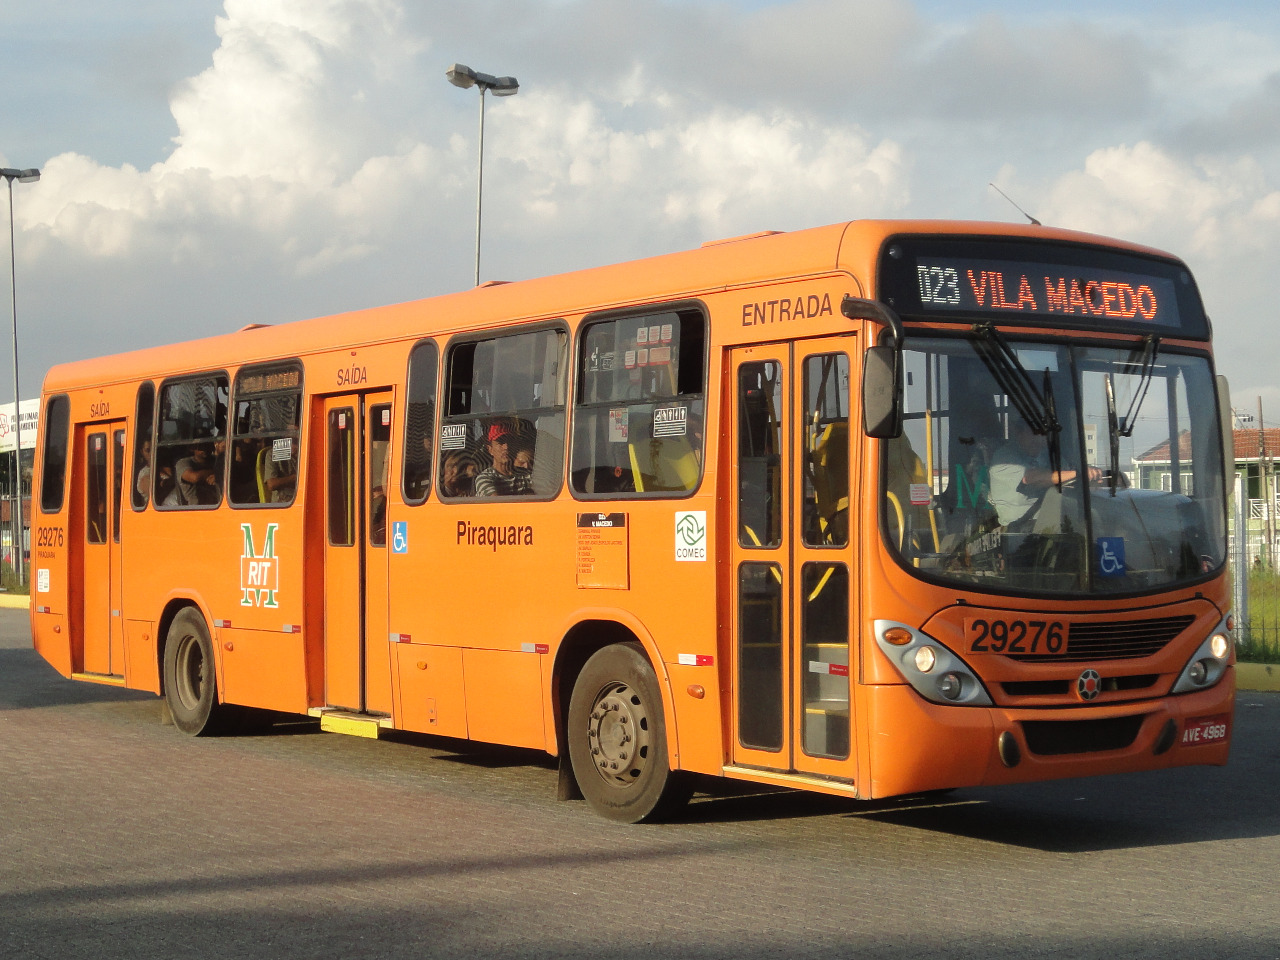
left=474, top=419, right=534, bottom=497
left=168, top=439, right=224, bottom=506
left=513, top=443, right=534, bottom=472
left=136, top=439, right=171, bottom=501
left=440, top=450, right=478, bottom=498
left=263, top=450, right=297, bottom=503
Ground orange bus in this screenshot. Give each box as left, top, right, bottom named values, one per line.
left=30, top=219, right=1236, bottom=821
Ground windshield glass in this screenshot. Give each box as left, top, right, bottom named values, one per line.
left=885, top=335, right=1226, bottom=596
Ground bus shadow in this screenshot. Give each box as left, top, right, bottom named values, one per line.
left=0, top=648, right=156, bottom=711
left=381, top=728, right=558, bottom=769
left=856, top=770, right=1280, bottom=852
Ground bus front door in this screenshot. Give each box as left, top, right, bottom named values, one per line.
left=729, top=337, right=859, bottom=783
left=321, top=392, right=394, bottom=715
left=78, top=424, right=127, bottom=677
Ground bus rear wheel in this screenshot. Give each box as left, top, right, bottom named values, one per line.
left=164, top=608, right=234, bottom=736
left=567, top=643, right=690, bottom=823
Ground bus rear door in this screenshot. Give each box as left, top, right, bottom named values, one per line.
left=729, top=337, right=859, bottom=783
left=321, top=392, right=394, bottom=715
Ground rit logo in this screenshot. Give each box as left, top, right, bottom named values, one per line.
left=240, top=522, right=280, bottom=608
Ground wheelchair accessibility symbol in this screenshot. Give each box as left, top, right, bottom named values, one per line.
left=1096, top=537, right=1125, bottom=577
left=392, top=521, right=409, bottom=554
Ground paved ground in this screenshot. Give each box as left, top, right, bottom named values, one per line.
left=2, top=607, right=1279, bottom=959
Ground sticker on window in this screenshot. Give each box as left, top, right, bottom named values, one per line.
left=654, top=406, right=688, bottom=438
left=609, top=409, right=629, bottom=443
left=440, top=423, right=467, bottom=451
left=1097, top=537, right=1126, bottom=577
left=272, top=438, right=293, bottom=462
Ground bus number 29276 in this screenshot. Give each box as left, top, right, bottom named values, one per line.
left=967, top=618, right=1066, bottom=655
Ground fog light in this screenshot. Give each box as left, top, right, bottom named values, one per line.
left=1188, top=660, right=1208, bottom=685
left=1210, top=633, right=1229, bottom=660
left=938, top=672, right=963, bottom=700
left=914, top=645, right=938, bottom=673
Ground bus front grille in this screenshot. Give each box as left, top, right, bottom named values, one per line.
left=1007, top=615, right=1195, bottom=663
left=1020, top=715, right=1146, bottom=756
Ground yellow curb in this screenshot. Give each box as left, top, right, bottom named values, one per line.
left=1236, top=662, right=1280, bottom=693
left=0, top=593, right=30, bottom=609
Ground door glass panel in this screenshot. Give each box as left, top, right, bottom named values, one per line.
left=112, top=431, right=125, bottom=543
left=738, top=361, right=783, bottom=548
left=801, top=562, right=850, bottom=760
left=737, top=561, right=784, bottom=751
left=369, top=404, right=391, bottom=547
left=86, top=433, right=107, bottom=545
left=802, top=353, right=850, bottom=547
left=402, top=340, right=438, bottom=503
left=132, top=383, right=154, bottom=510
left=327, top=408, right=356, bottom=546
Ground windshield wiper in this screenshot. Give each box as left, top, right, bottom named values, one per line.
left=1105, top=374, right=1120, bottom=497
left=971, top=322, right=1059, bottom=437
left=1118, top=335, right=1160, bottom=437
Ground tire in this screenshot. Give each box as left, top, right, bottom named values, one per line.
left=163, top=608, right=235, bottom=736
left=567, top=643, right=691, bottom=823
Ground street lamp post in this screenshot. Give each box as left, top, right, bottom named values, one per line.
left=446, top=64, right=519, bottom=287
left=2, top=166, right=40, bottom=588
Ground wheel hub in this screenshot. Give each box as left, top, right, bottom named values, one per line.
left=586, top=682, right=651, bottom=786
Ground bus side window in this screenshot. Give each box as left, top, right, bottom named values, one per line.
left=155, top=374, right=230, bottom=509
left=570, top=308, right=706, bottom=498
left=402, top=340, right=438, bottom=505
left=132, top=382, right=155, bottom=510
left=39, top=395, right=71, bottom=513
left=229, top=363, right=302, bottom=507
left=439, top=327, right=566, bottom=500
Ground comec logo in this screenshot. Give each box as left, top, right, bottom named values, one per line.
left=675, top=511, right=707, bottom=562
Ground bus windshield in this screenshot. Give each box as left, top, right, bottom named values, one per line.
left=885, top=334, right=1227, bottom=596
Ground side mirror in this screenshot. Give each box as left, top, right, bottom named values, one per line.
left=863, top=345, right=902, bottom=439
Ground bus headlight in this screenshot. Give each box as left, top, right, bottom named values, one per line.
left=1172, top=614, right=1233, bottom=694
left=874, top=620, right=992, bottom=707
left=1209, top=633, right=1230, bottom=660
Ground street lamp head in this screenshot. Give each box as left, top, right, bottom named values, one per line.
left=1, top=168, right=41, bottom=184
left=446, top=64, right=518, bottom=96
left=446, top=63, right=478, bottom=89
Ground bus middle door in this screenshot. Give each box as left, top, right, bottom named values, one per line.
left=78, top=423, right=127, bottom=678
left=729, top=337, right=859, bottom=783
left=321, top=391, right=394, bottom=716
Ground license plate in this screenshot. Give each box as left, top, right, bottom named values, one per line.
left=1181, top=715, right=1230, bottom=746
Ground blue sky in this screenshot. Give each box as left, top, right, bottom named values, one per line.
left=2, top=0, right=1279, bottom=409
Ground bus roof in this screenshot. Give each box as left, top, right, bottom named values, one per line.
left=42, top=218, right=1184, bottom=394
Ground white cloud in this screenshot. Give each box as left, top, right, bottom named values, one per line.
left=7, top=0, right=1280, bottom=411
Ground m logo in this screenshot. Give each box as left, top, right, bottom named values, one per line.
left=240, top=522, right=280, bottom=608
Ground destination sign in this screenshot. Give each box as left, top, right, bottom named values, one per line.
left=876, top=237, right=1209, bottom=339
left=913, top=258, right=1179, bottom=327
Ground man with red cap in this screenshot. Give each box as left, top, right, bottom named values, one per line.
left=474, top=418, right=534, bottom=497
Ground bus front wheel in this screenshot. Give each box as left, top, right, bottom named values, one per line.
left=567, top=643, right=690, bottom=823
left=163, top=608, right=233, bottom=736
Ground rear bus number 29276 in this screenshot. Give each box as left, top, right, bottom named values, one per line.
left=967, top=618, right=1066, bottom=655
